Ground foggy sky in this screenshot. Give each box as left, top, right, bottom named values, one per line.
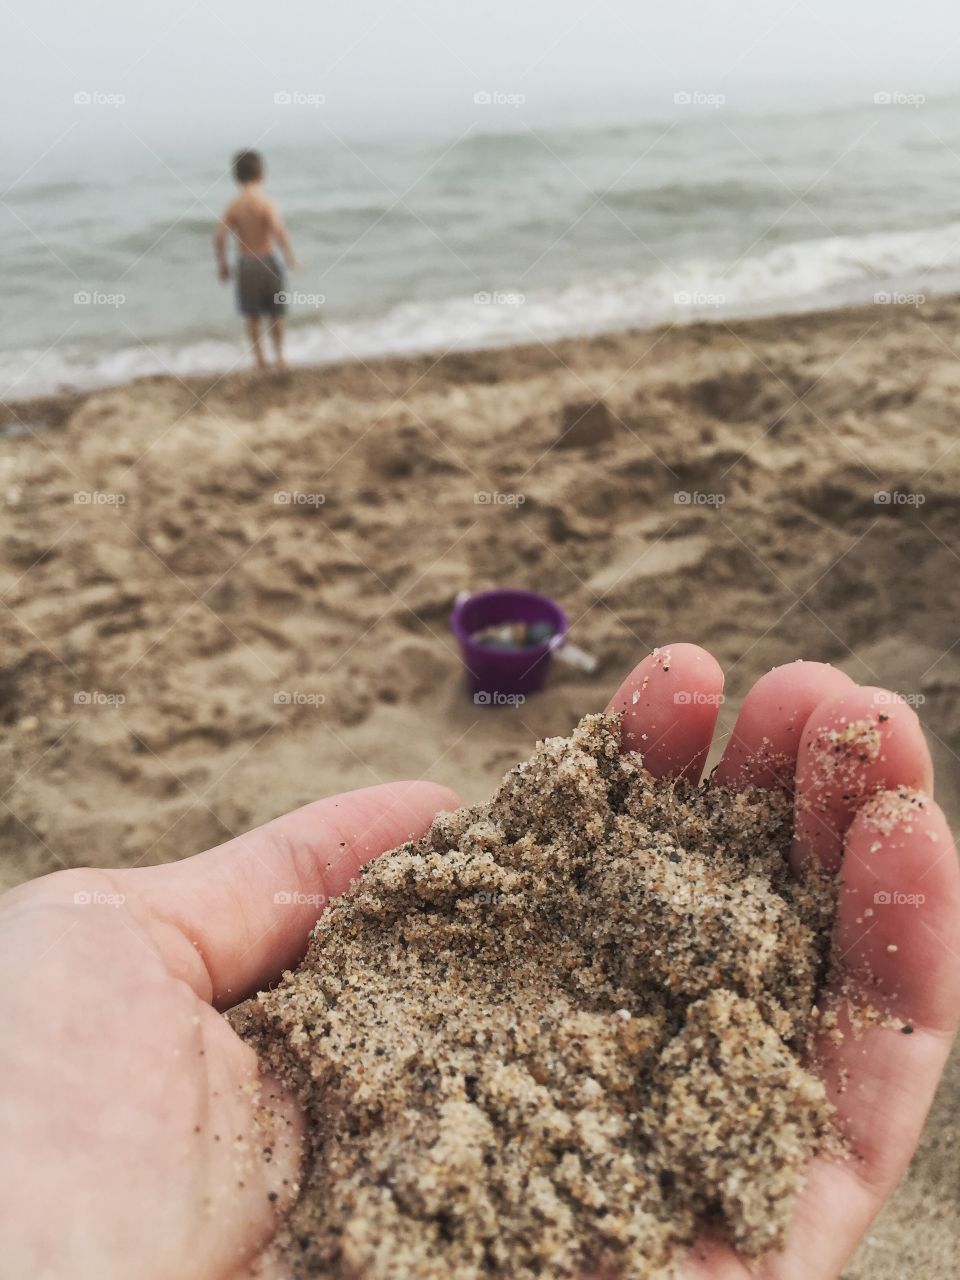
left=2, top=1, right=960, bottom=172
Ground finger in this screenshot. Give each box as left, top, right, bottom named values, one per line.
left=740, top=794, right=960, bottom=1279
left=123, top=781, right=460, bottom=1009
left=792, top=687, right=933, bottom=873
left=711, top=661, right=855, bottom=790
left=605, top=643, right=724, bottom=782
left=818, top=793, right=960, bottom=1181
left=834, top=790, right=960, bottom=1033
left=678, top=796, right=960, bottom=1280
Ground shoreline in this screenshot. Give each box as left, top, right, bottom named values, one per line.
left=4, top=288, right=957, bottom=435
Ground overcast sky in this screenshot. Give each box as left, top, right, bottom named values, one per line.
left=3, top=0, right=960, bottom=171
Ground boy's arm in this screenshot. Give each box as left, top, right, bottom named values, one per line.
left=269, top=202, right=300, bottom=270
left=214, top=209, right=232, bottom=282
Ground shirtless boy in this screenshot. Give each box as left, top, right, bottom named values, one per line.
left=214, top=150, right=299, bottom=371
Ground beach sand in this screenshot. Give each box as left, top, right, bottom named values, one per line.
left=239, top=712, right=839, bottom=1279
left=1, top=297, right=958, bottom=1274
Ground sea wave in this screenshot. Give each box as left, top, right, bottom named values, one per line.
left=4, top=221, right=960, bottom=398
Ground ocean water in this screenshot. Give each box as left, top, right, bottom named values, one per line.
left=3, top=95, right=960, bottom=397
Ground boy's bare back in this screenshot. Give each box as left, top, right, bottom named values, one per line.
left=223, top=187, right=283, bottom=258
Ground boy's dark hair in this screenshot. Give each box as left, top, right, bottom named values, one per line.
left=233, top=150, right=263, bottom=184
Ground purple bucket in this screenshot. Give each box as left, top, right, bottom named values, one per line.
left=450, top=588, right=569, bottom=702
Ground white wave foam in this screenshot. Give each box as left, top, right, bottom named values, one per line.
left=5, top=221, right=960, bottom=398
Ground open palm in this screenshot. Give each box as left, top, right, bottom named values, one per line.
left=0, top=644, right=957, bottom=1280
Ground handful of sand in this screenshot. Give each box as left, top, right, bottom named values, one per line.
left=240, top=713, right=840, bottom=1279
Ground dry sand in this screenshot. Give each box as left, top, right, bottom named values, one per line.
left=1, top=298, right=959, bottom=1274
left=239, top=712, right=839, bottom=1279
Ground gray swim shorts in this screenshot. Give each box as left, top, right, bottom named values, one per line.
left=236, top=254, right=286, bottom=318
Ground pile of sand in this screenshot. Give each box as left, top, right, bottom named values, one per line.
left=239, top=714, right=839, bottom=1279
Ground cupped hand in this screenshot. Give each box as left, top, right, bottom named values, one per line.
left=1, top=647, right=957, bottom=1280
left=606, top=644, right=960, bottom=1279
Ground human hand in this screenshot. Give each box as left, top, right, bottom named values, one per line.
left=606, top=644, right=960, bottom=1279
left=1, top=648, right=956, bottom=1279
left=0, top=780, right=459, bottom=1280
left=218, top=262, right=230, bottom=283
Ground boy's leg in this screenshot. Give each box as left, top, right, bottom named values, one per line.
left=245, top=317, right=267, bottom=370
left=269, top=317, right=287, bottom=371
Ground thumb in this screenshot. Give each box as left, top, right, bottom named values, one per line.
left=122, top=781, right=460, bottom=1008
